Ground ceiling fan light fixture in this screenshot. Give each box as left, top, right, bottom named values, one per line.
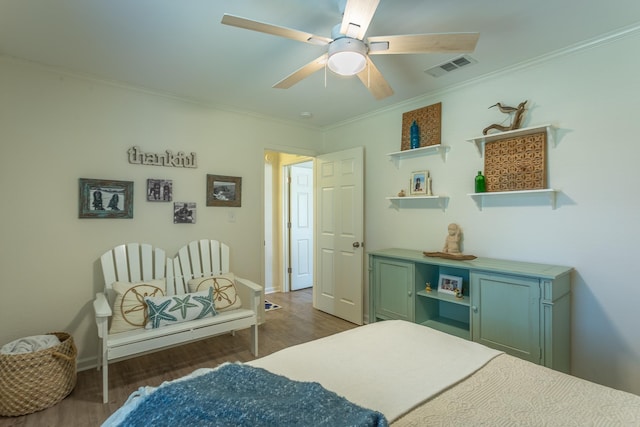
left=327, top=37, right=367, bottom=76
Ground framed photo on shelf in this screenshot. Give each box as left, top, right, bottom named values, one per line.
left=78, top=178, right=133, bottom=219
left=410, top=170, right=428, bottom=195
left=146, top=179, right=172, bottom=202
left=206, top=174, right=242, bottom=207
left=437, top=274, right=463, bottom=296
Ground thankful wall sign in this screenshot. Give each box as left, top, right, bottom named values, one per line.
left=128, top=146, right=197, bottom=168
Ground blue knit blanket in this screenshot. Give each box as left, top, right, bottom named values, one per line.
left=108, top=363, right=388, bottom=427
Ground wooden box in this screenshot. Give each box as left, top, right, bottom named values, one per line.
left=401, top=103, right=441, bottom=151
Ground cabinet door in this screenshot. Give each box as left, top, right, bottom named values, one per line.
left=372, top=257, right=414, bottom=322
left=471, top=272, right=540, bottom=364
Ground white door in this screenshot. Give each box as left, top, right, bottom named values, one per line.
left=314, top=147, right=364, bottom=325
left=290, top=162, right=313, bottom=291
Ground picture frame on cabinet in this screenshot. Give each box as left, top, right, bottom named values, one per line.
left=438, top=274, right=463, bottom=296
left=78, top=178, right=133, bottom=219
left=147, top=179, right=172, bottom=202
left=410, top=170, right=428, bottom=195
left=206, top=174, right=242, bottom=207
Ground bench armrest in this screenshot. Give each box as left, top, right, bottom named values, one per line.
left=236, top=276, right=265, bottom=324
left=94, top=292, right=112, bottom=339
left=94, top=292, right=112, bottom=318
left=235, top=276, right=262, bottom=293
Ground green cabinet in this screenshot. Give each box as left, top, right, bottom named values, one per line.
left=371, top=257, right=414, bottom=322
left=471, top=272, right=540, bottom=364
left=369, top=249, right=572, bottom=372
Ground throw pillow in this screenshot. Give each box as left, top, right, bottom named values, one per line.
left=144, top=287, right=217, bottom=329
left=188, top=273, right=242, bottom=312
left=109, top=279, right=166, bottom=334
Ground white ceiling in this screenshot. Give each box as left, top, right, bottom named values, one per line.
left=2, top=0, right=640, bottom=127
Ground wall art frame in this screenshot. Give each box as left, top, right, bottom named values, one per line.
left=437, top=274, right=463, bottom=296
left=79, top=178, right=133, bottom=219
left=147, top=179, right=173, bottom=202
left=484, top=131, right=547, bottom=192
left=207, top=174, right=242, bottom=207
left=401, top=102, right=442, bottom=151
left=173, top=202, right=196, bottom=224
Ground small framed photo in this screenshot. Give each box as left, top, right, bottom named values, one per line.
left=410, top=170, right=428, bottom=195
left=147, top=179, right=173, bottom=202
left=207, top=174, right=242, bottom=207
left=174, top=202, right=196, bottom=224
left=438, top=274, right=463, bottom=296
left=79, top=178, right=133, bottom=219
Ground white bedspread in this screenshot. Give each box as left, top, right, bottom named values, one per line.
left=394, top=353, right=640, bottom=426
left=249, top=320, right=501, bottom=422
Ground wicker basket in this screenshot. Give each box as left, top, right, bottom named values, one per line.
left=0, top=332, right=77, bottom=417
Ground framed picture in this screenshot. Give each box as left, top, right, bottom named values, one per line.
left=438, top=274, right=463, bottom=296
left=207, top=174, right=242, bottom=207
left=174, top=202, right=196, bottom=224
left=410, top=170, right=428, bottom=195
left=147, top=179, right=173, bottom=202
left=79, top=178, right=133, bottom=219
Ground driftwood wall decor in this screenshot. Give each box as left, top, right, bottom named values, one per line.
left=483, top=100, right=527, bottom=135
left=401, top=103, right=442, bottom=151
left=484, top=131, right=547, bottom=192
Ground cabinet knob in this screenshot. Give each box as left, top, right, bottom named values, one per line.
left=472, top=305, right=478, bottom=313
left=408, top=291, right=412, bottom=297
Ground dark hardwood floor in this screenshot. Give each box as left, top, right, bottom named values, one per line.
left=0, top=289, right=358, bottom=426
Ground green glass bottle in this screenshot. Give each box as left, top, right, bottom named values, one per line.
left=475, top=171, right=486, bottom=193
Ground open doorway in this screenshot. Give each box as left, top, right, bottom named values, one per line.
left=264, top=150, right=314, bottom=294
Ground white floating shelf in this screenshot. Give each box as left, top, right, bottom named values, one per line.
left=467, top=124, right=554, bottom=156
left=468, top=189, right=557, bottom=210
left=387, top=144, right=448, bottom=163
left=386, top=195, right=449, bottom=211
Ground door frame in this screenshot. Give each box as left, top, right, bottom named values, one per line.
left=263, top=149, right=315, bottom=294
left=262, top=147, right=364, bottom=322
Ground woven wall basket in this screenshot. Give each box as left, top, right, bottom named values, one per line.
left=0, top=332, right=77, bottom=417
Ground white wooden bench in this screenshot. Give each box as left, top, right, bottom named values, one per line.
left=93, top=240, right=262, bottom=403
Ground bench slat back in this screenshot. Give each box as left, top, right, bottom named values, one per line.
left=170, top=239, right=230, bottom=295
left=100, top=243, right=169, bottom=301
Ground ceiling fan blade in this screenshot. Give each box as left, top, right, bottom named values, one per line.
left=368, top=33, right=479, bottom=55
left=221, top=14, right=332, bottom=46
left=357, top=56, right=393, bottom=100
left=340, top=0, right=380, bottom=40
left=273, top=54, right=328, bottom=89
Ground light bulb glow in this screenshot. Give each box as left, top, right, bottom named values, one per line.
left=327, top=37, right=367, bottom=76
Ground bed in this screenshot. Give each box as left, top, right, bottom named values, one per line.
left=103, top=320, right=640, bottom=426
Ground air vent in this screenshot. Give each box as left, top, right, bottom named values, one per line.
left=425, top=55, right=478, bottom=78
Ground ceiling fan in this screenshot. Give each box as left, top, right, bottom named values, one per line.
left=221, top=0, right=479, bottom=100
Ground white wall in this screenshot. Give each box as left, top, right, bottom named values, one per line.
left=0, top=56, right=321, bottom=369
left=322, top=31, right=640, bottom=394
